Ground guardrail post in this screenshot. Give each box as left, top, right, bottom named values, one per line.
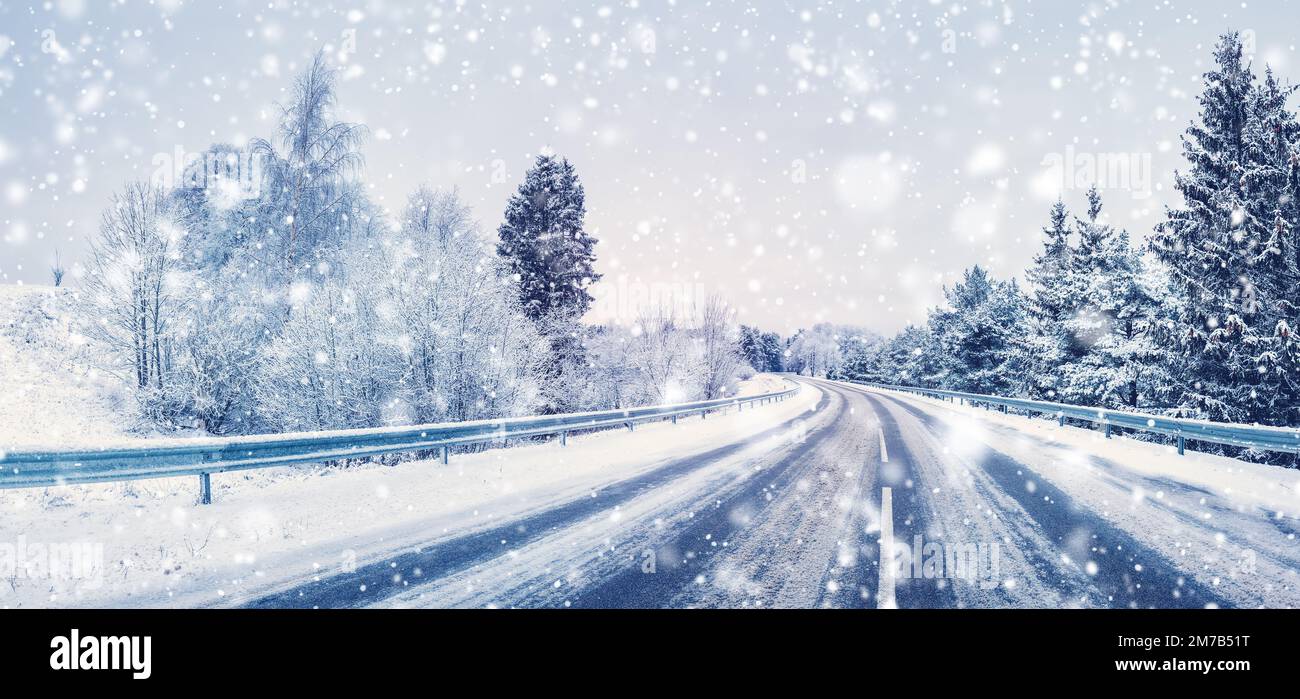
left=1177, top=436, right=1185, bottom=455
left=198, top=472, right=212, bottom=505
left=560, top=431, right=568, bottom=447
left=627, top=421, right=635, bottom=432
left=1057, top=415, right=1064, bottom=426
left=1104, top=424, right=1112, bottom=439
left=440, top=446, right=449, bottom=464
left=671, top=414, right=678, bottom=425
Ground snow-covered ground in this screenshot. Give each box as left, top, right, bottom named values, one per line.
left=0, top=284, right=138, bottom=447
left=734, top=372, right=787, bottom=397
left=0, top=374, right=811, bottom=609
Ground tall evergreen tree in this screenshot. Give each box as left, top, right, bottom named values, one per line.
left=1058, top=188, right=1175, bottom=409
left=927, top=266, right=1028, bottom=395
left=1023, top=199, right=1081, bottom=399
left=1236, top=67, right=1300, bottom=425
left=759, top=330, right=783, bottom=372
left=1150, top=32, right=1300, bottom=427
left=835, top=328, right=880, bottom=380
left=738, top=324, right=783, bottom=372
left=868, top=325, right=932, bottom=386
left=497, top=154, right=601, bottom=322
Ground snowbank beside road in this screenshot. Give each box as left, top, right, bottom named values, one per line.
left=735, top=372, right=789, bottom=397
left=871, top=385, right=1300, bottom=515
left=0, top=284, right=136, bottom=448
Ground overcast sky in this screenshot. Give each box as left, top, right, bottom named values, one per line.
left=0, top=0, right=1297, bottom=335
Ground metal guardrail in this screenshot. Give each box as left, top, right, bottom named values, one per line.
left=0, top=382, right=800, bottom=504
left=850, top=381, right=1300, bottom=457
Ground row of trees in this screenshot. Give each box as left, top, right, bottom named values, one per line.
left=80, top=51, right=749, bottom=437
left=811, top=33, right=1300, bottom=461
left=842, top=187, right=1169, bottom=407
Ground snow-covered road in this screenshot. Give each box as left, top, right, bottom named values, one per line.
left=239, top=379, right=1300, bottom=609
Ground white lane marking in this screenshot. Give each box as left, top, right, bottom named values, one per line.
left=878, top=486, right=896, bottom=609
left=879, top=425, right=889, bottom=463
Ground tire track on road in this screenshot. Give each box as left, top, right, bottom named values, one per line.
left=855, top=387, right=961, bottom=609
left=864, top=387, right=1232, bottom=609
left=564, top=381, right=870, bottom=608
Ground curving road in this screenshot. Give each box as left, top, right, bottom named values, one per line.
left=239, top=378, right=1300, bottom=609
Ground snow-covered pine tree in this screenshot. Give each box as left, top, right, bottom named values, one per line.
left=927, top=266, right=1028, bottom=395
left=498, top=154, right=602, bottom=412
left=872, top=325, right=930, bottom=386
left=834, top=328, right=880, bottom=381
left=1149, top=31, right=1252, bottom=423
left=1022, top=199, right=1081, bottom=399
left=1236, top=67, right=1300, bottom=426
left=497, top=154, right=601, bottom=322
left=739, top=324, right=783, bottom=372
left=738, top=325, right=763, bottom=371
left=1057, top=188, right=1176, bottom=410
left=1150, top=32, right=1300, bottom=428
left=758, top=331, right=784, bottom=372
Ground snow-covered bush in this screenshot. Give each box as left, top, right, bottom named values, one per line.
left=254, top=188, right=549, bottom=432
left=573, top=297, right=747, bottom=408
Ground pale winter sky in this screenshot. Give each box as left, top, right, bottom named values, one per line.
left=0, top=1, right=1296, bottom=335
